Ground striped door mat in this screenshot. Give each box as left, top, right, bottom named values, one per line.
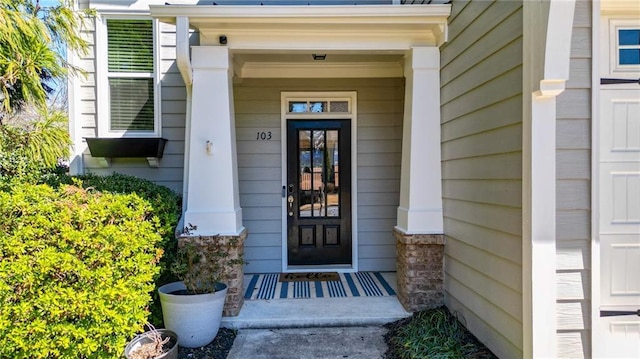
left=244, top=272, right=396, bottom=300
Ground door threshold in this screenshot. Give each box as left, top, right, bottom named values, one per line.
left=284, top=264, right=355, bottom=273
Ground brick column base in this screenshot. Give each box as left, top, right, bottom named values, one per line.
left=178, top=228, right=247, bottom=317
left=393, top=228, right=445, bottom=312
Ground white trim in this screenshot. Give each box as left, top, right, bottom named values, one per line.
left=280, top=91, right=358, bottom=273
left=592, top=2, right=602, bottom=357
left=94, top=15, right=162, bottom=138
left=522, top=1, right=575, bottom=357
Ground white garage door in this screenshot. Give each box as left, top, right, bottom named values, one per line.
left=595, top=18, right=640, bottom=357
left=598, top=84, right=640, bottom=358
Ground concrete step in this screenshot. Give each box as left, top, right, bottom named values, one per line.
left=221, top=296, right=411, bottom=329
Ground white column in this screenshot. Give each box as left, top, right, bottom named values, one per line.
left=396, top=47, right=444, bottom=235
left=183, top=46, right=243, bottom=236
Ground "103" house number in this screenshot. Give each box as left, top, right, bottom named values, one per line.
left=256, top=131, right=272, bottom=140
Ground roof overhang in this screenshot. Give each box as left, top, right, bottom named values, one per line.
left=150, top=5, right=451, bottom=50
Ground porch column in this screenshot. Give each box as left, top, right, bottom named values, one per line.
left=396, top=47, right=443, bottom=235
left=184, top=46, right=243, bottom=236
left=395, top=46, right=444, bottom=312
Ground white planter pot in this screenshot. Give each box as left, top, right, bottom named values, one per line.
left=158, top=281, right=228, bottom=348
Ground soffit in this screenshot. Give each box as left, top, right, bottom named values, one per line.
left=601, top=0, right=640, bottom=16
left=150, top=5, right=450, bottom=49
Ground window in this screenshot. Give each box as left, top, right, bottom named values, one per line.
left=287, top=100, right=350, bottom=114
left=101, top=19, right=158, bottom=136
left=618, top=29, right=640, bottom=65
left=609, top=20, right=640, bottom=74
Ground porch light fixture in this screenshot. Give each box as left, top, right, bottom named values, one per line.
left=312, top=54, right=326, bottom=61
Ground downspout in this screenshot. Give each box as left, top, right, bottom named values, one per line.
left=176, top=16, right=193, bottom=220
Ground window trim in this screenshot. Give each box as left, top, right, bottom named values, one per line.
left=95, top=15, right=161, bottom=138
left=609, top=19, right=640, bottom=75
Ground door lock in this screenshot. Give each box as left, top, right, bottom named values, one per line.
left=287, top=195, right=294, bottom=217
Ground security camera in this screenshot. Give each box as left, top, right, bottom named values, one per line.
left=219, top=35, right=227, bottom=45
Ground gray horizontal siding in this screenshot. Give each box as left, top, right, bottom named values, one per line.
left=234, top=78, right=403, bottom=274
left=440, top=1, right=524, bottom=358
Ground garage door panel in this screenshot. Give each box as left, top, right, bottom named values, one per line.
left=599, top=163, right=640, bottom=233
left=600, top=91, right=640, bottom=162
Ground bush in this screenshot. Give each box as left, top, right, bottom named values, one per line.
left=43, top=173, right=182, bottom=326
left=384, top=307, right=497, bottom=359
left=0, top=183, right=163, bottom=358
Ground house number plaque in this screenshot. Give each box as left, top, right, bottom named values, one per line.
left=256, top=131, right=272, bottom=140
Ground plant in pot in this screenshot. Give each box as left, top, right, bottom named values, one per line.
left=158, top=224, right=244, bottom=348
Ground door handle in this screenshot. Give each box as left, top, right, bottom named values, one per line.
left=600, top=309, right=640, bottom=317
left=287, top=195, right=294, bottom=217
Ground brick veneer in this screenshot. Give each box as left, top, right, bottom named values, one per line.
left=178, top=228, right=247, bottom=316
left=393, top=228, right=445, bottom=312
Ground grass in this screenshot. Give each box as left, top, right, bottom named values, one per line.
left=384, top=307, right=498, bottom=359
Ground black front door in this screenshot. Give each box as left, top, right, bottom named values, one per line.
left=286, top=120, right=352, bottom=265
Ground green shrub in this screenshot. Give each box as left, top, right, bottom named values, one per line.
left=43, top=173, right=182, bottom=326
left=384, top=307, right=497, bottom=359
left=0, top=183, right=163, bottom=358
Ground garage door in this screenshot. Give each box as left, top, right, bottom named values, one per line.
left=598, top=83, right=640, bottom=358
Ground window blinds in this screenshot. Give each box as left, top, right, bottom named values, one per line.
left=107, top=19, right=154, bottom=132
left=107, top=20, right=154, bottom=73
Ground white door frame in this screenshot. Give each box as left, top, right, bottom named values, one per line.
left=280, top=91, right=358, bottom=273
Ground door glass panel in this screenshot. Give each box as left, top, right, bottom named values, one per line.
left=299, top=130, right=312, bottom=217
left=325, top=130, right=339, bottom=217
left=297, top=129, right=340, bottom=218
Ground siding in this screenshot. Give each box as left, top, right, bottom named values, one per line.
left=555, top=1, right=592, bottom=357
left=81, top=22, right=187, bottom=194
left=234, top=78, right=403, bottom=273
left=440, top=1, right=524, bottom=358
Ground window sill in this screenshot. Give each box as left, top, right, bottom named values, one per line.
left=85, top=137, right=168, bottom=168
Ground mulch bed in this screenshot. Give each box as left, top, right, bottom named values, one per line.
left=177, top=328, right=237, bottom=359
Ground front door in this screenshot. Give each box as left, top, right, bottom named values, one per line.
left=286, top=120, right=352, bottom=265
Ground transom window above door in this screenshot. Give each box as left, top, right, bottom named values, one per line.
left=287, top=100, right=351, bottom=114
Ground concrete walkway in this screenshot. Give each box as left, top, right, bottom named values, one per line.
left=227, top=326, right=388, bottom=359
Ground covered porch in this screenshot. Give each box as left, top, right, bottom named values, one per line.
left=151, top=3, right=449, bottom=316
